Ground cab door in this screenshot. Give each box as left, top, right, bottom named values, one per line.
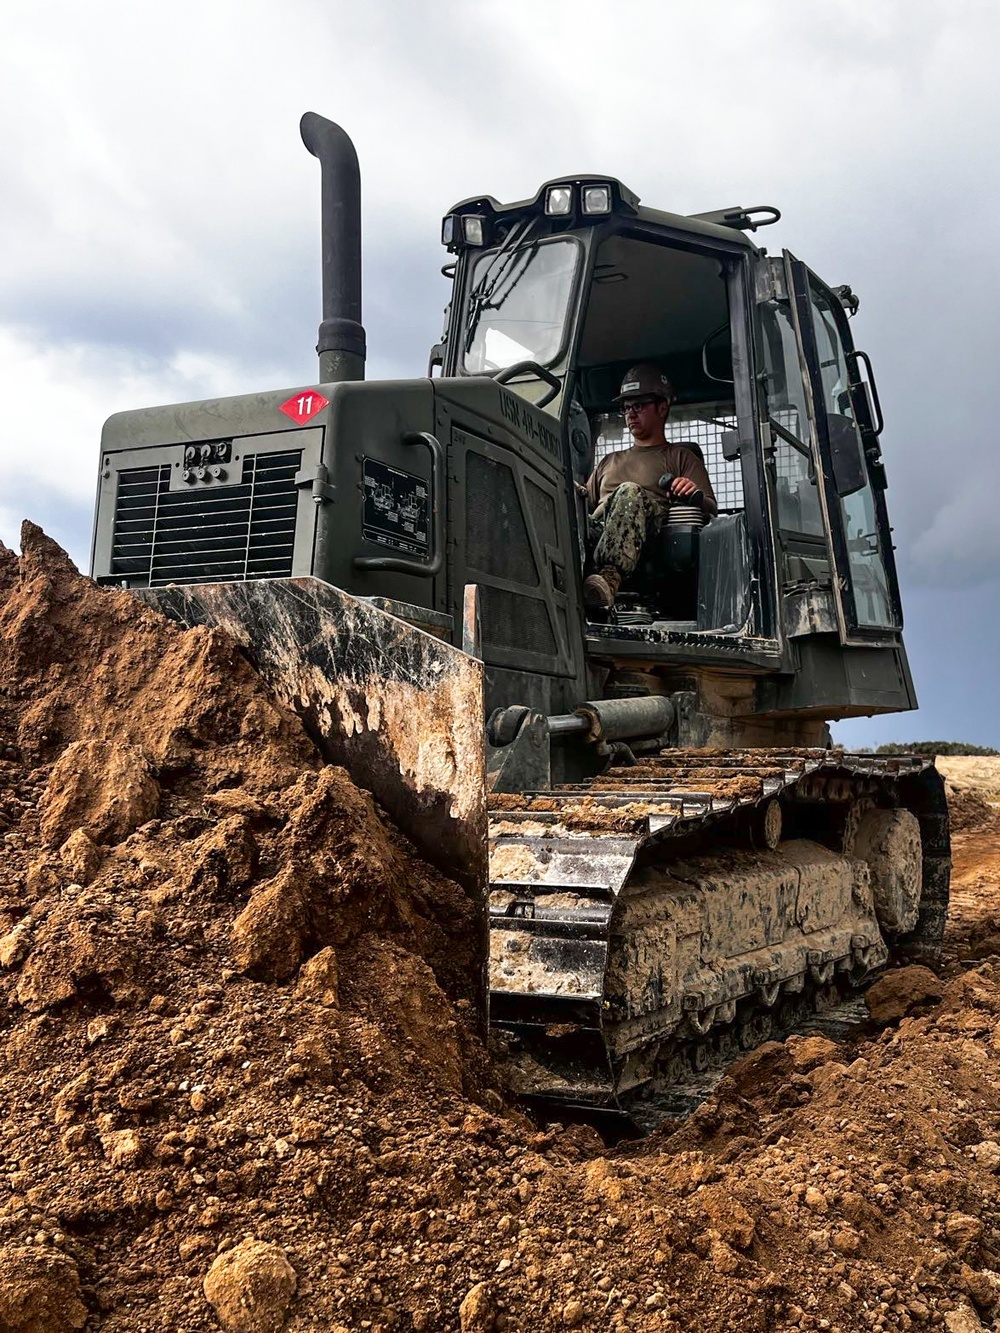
left=782, top=252, right=902, bottom=643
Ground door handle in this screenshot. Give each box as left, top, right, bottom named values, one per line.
left=848, top=349, right=885, bottom=437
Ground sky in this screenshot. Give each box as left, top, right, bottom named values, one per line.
left=0, top=0, right=997, bottom=747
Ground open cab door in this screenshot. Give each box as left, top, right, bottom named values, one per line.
left=781, top=251, right=902, bottom=645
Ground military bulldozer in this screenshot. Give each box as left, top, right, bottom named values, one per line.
left=90, top=114, right=949, bottom=1115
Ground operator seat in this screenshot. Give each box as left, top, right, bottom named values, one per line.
left=618, top=502, right=706, bottom=621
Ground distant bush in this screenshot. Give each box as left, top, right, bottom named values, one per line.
left=874, top=741, right=999, bottom=757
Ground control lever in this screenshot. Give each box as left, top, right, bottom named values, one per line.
left=658, top=472, right=704, bottom=509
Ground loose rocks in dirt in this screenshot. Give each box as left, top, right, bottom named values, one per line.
left=2, top=524, right=1000, bottom=1332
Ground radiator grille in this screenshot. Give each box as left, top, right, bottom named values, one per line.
left=109, top=450, right=303, bottom=586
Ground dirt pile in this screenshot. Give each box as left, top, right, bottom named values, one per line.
left=4, top=525, right=1000, bottom=1332
left=947, top=788, right=993, bottom=836
left=0, top=525, right=492, bottom=1330
left=938, top=756, right=1000, bottom=966
left=938, top=761, right=997, bottom=836
left=938, top=759, right=1000, bottom=804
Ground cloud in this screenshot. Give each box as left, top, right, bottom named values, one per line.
left=1, top=0, right=999, bottom=745
left=909, top=479, right=1000, bottom=587
left=0, top=326, right=294, bottom=565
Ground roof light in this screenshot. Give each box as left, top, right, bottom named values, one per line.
left=582, top=184, right=611, bottom=216
left=545, top=186, right=573, bottom=216
left=441, top=215, right=456, bottom=246
left=462, top=215, right=485, bottom=245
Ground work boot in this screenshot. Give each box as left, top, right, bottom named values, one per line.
left=583, top=566, right=621, bottom=610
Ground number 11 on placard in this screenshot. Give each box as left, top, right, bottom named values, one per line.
left=278, top=390, right=330, bottom=425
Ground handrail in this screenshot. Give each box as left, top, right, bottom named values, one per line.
left=494, top=360, right=561, bottom=408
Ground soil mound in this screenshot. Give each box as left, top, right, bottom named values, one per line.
left=0, top=526, right=493, bottom=1329
left=938, top=757, right=1000, bottom=804
left=4, top=526, right=1000, bottom=1332
left=941, top=755, right=1000, bottom=964
left=865, top=964, right=944, bottom=1024
left=947, top=786, right=994, bottom=835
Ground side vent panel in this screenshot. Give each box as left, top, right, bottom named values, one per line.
left=107, top=450, right=303, bottom=587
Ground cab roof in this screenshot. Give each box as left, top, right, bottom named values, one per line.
left=446, top=175, right=776, bottom=251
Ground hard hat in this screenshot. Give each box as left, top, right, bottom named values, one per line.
left=614, top=364, right=675, bottom=403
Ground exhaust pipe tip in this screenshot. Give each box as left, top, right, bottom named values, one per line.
left=300, top=112, right=366, bottom=383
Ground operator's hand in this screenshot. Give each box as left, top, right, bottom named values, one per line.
left=670, top=476, right=699, bottom=499
left=574, top=480, right=589, bottom=497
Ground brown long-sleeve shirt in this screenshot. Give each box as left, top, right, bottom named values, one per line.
left=586, top=443, right=717, bottom=518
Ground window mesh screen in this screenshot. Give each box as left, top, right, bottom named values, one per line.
left=593, top=404, right=744, bottom=512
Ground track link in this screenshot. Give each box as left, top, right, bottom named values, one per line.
left=487, top=748, right=950, bottom=1112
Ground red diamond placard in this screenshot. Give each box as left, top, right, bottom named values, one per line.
left=278, top=389, right=329, bottom=426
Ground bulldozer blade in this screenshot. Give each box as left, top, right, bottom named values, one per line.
left=140, top=577, right=487, bottom=896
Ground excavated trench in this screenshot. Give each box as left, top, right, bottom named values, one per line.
left=3, top=524, right=1000, bottom=1333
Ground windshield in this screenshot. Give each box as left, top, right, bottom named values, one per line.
left=463, top=237, right=580, bottom=373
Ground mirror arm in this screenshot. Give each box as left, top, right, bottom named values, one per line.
left=768, top=416, right=811, bottom=460
left=768, top=416, right=816, bottom=484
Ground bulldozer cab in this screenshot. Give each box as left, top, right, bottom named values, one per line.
left=438, top=182, right=903, bottom=657
left=92, top=122, right=918, bottom=775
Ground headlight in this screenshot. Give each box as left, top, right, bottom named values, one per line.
left=545, top=186, right=573, bottom=216
left=462, top=215, right=485, bottom=245
left=582, top=184, right=611, bottom=215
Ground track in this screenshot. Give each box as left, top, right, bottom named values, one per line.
left=627, top=985, right=872, bottom=1133
left=487, top=748, right=951, bottom=1117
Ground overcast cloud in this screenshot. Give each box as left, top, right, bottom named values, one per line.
left=1, top=0, right=997, bottom=744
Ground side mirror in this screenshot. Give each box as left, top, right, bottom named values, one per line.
left=826, top=414, right=867, bottom=497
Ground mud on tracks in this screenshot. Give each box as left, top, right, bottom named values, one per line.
left=4, top=526, right=1000, bottom=1331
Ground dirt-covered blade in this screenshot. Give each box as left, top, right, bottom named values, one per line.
left=141, top=577, right=487, bottom=894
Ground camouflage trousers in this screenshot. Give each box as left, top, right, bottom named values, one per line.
left=589, top=482, right=667, bottom=576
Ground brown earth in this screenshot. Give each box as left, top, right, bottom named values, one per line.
left=4, top=525, right=1000, bottom=1332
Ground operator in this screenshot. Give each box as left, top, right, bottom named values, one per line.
left=582, top=364, right=717, bottom=611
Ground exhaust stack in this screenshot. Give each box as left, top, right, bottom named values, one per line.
left=300, top=112, right=366, bottom=383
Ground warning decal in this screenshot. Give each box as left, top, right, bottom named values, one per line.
left=278, top=391, right=330, bottom=426
left=362, top=458, right=430, bottom=557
